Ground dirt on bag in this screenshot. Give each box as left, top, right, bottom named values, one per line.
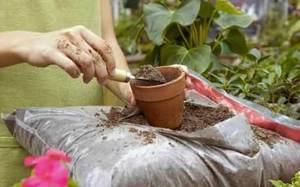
left=101, top=102, right=280, bottom=147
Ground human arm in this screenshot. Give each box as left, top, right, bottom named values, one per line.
left=0, top=27, right=115, bottom=84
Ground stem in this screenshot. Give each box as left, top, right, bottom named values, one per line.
left=192, top=23, right=198, bottom=47
left=206, top=10, right=217, bottom=38
left=177, top=24, right=190, bottom=48
left=207, top=10, right=217, bottom=29
left=212, top=33, right=223, bottom=51
left=189, top=26, right=193, bottom=46
left=199, top=23, right=202, bottom=46
left=164, top=37, right=171, bottom=43
left=202, top=18, right=207, bottom=44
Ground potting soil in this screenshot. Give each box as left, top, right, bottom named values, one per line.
left=134, top=65, right=167, bottom=83
left=3, top=90, right=300, bottom=187
left=103, top=102, right=279, bottom=146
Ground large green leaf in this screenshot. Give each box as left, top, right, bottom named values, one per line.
left=288, top=20, right=300, bottom=39
left=215, top=13, right=253, bottom=29
left=199, top=1, right=215, bottom=18
left=225, top=29, right=249, bottom=55
left=144, top=0, right=200, bottom=45
left=161, top=45, right=211, bottom=73
left=216, top=0, right=242, bottom=15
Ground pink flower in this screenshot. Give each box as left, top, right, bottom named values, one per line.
left=22, top=149, right=71, bottom=187
left=24, top=149, right=71, bottom=166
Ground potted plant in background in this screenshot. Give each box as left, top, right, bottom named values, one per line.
left=142, top=0, right=253, bottom=73
left=139, top=0, right=300, bottom=121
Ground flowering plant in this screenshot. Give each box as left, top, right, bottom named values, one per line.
left=13, top=149, right=79, bottom=187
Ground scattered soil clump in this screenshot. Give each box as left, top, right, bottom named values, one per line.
left=251, top=125, right=280, bottom=147
left=128, top=127, right=156, bottom=144
left=134, top=65, right=167, bottom=83
left=103, top=107, right=123, bottom=128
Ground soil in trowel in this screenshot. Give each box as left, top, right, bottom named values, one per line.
left=134, top=65, right=167, bottom=84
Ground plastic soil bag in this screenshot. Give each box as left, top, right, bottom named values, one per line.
left=3, top=90, right=300, bottom=187
left=187, top=72, right=300, bottom=142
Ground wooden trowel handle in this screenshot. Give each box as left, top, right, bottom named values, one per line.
left=109, top=68, right=135, bottom=82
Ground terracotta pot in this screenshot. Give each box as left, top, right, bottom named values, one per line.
left=130, top=66, right=185, bottom=129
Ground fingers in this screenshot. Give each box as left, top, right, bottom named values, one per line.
left=77, top=26, right=115, bottom=74
left=47, top=51, right=81, bottom=79
left=58, top=26, right=115, bottom=84
left=94, top=55, right=109, bottom=85
left=57, top=39, right=95, bottom=83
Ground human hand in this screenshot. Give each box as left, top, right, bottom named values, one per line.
left=12, top=25, right=115, bottom=84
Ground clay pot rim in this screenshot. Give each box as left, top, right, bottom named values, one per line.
left=131, top=67, right=185, bottom=89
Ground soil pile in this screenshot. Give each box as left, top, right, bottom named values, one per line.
left=100, top=103, right=281, bottom=147
left=178, top=102, right=234, bottom=132
left=134, top=65, right=167, bottom=83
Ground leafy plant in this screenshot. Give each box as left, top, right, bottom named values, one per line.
left=206, top=47, right=300, bottom=120
left=142, top=0, right=253, bottom=73
left=140, top=0, right=300, bottom=120
left=115, top=15, right=145, bottom=55
left=270, top=171, right=300, bottom=187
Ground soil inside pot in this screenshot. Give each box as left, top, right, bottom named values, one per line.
left=133, top=65, right=167, bottom=85
left=99, top=102, right=281, bottom=147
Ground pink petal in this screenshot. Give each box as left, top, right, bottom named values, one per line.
left=24, top=156, right=39, bottom=167
left=22, top=176, right=45, bottom=187
left=50, top=165, right=69, bottom=186
left=34, top=159, right=61, bottom=177
left=32, top=161, right=68, bottom=187
left=46, top=149, right=71, bottom=163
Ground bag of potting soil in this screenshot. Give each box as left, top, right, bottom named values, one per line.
left=3, top=89, right=300, bottom=187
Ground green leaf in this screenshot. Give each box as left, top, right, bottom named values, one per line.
left=288, top=20, right=300, bottom=39
left=12, top=183, right=22, bottom=187
left=68, top=178, right=80, bottom=187
left=210, top=74, right=226, bottom=84
left=215, top=13, right=253, bottom=29
left=247, top=48, right=261, bottom=61
left=161, top=44, right=212, bottom=73
left=225, top=29, right=249, bottom=55
left=199, top=1, right=215, bottom=18
left=143, top=45, right=162, bottom=66
left=228, top=74, right=241, bottom=84
left=212, top=41, right=232, bottom=55
left=210, top=54, right=222, bottom=71
left=270, top=180, right=288, bottom=187
left=274, top=65, right=282, bottom=78
left=216, top=0, right=242, bottom=15
left=144, top=0, right=201, bottom=45
left=220, top=42, right=232, bottom=54
left=288, top=70, right=300, bottom=81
